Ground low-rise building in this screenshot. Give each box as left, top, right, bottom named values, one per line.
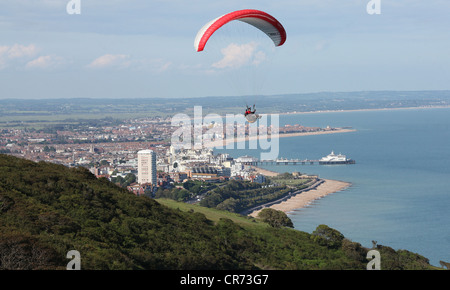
left=127, top=182, right=154, bottom=196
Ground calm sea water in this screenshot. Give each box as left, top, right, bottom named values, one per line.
left=215, top=107, right=450, bottom=267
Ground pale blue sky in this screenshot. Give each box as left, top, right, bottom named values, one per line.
left=0, top=0, right=449, bottom=99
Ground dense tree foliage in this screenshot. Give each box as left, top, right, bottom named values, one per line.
left=110, top=173, right=136, bottom=187
left=257, top=208, right=294, bottom=228
left=199, top=180, right=296, bottom=213
left=182, top=180, right=216, bottom=195
left=155, top=187, right=191, bottom=201
left=154, top=180, right=216, bottom=201
left=311, top=224, right=345, bottom=249
left=0, top=154, right=433, bottom=270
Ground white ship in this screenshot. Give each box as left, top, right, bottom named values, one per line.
left=319, top=151, right=355, bottom=165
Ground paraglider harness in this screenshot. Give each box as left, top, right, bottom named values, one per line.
left=245, top=105, right=256, bottom=116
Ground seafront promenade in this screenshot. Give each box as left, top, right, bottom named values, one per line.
left=247, top=167, right=351, bottom=217
left=240, top=179, right=325, bottom=216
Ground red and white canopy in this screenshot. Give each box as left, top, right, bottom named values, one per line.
left=194, top=9, right=287, bottom=52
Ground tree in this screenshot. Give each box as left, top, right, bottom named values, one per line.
left=311, top=224, right=345, bottom=249
left=217, top=198, right=240, bottom=213
left=123, top=173, right=136, bottom=186
left=257, top=208, right=293, bottom=228
left=100, top=160, right=109, bottom=166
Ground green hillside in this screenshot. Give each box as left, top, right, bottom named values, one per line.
left=0, top=154, right=433, bottom=270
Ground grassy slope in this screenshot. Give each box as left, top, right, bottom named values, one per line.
left=156, top=198, right=267, bottom=229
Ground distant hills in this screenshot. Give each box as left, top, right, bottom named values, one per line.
left=1, top=90, right=449, bottom=122
left=0, top=154, right=435, bottom=270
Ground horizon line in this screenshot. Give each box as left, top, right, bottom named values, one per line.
left=1, top=89, right=450, bottom=101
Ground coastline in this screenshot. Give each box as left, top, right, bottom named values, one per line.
left=199, top=114, right=356, bottom=216
left=280, top=105, right=450, bottom=116
left=203, top=128, right=356, bottom=149
left=248, top=167, right=351, bottom=217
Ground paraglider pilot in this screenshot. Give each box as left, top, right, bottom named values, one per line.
left=245, top=104, right=256, bottom=116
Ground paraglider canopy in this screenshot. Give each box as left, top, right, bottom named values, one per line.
left=194, top=9, right=287, bottom=52
left=194, top=9, right=286, bottom=123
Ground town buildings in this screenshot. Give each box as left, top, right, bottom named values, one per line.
left=0, top=117, right=324, bottom=196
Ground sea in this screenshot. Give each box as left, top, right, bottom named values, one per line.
left=215, top=107, right=450, bottom=267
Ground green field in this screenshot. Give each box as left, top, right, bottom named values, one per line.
left=270, top=177, right=312, bottom=187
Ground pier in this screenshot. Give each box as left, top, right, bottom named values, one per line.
left=257, top=159, right=320, bottom=165
left=236, top=156, right=355, bottom=166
